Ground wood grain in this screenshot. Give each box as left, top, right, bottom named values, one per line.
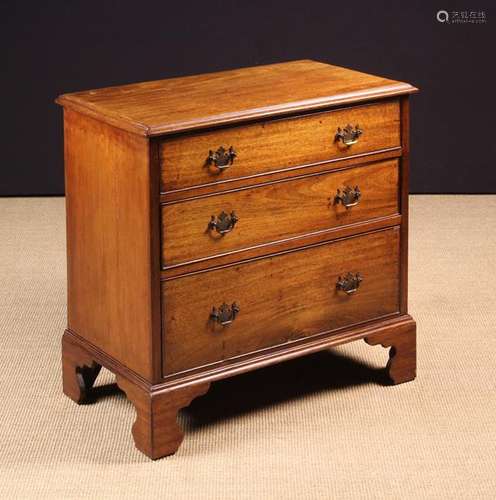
left=159, top=314, right=415, bottom=386
left=159, top=100, right=400, bottom=192
left=161, top=214, right=402, bottom=279
left=160, top=147, right=401, bottom=204
left=399, top=96, right=410, bottom=314
left=63, top=307, right=415, bottom=460
left=58, top=60, right=418, bottom=459
left=62, top=331, right=102, bottom=404
left=63, top=311, right=414, bottom=392
left=63, top=109, right=160, bottom=381
left=364, top=319, right=416, bottom=384
left=162, top=228, right=400, bottom=375
left=56, top=60, right=417, bottom=137
left=161, top=160, right=399, bottom=268
left=116, top=375, right=210, bottom=459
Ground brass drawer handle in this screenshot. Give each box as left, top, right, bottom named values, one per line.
left=207, top=146, right=237, bottom=171
left=334, top=186, right=361, bottom=209
left=208, top=210, right=238, bottom=235
left=210, top=302, right=240, bottom=326
left=335, top=124, right=363, bottom=146
left=336, top=272, right=363, bottom=295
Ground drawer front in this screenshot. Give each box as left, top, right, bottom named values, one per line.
left=160, top=100, right=400, bottom=192
left=161, top=159, right=399, bottom=267
left=162, top=228, right=400, bottom=375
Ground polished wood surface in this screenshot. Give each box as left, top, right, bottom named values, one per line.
left=162, top=228, right=400, bottom=375
left=56, top=60, right=417, bottom=136
left=162, top=160, right=399, bottom=267
left=62, top=331, right=102, bottom=404
left=399, top=96, right=410, bottom=314
left=64, top=312, right=415, bottom=393
left=159, top=100, right=400, bottom=192
left=116, top=375, right=210, bottom=459
left=58, top=60, right=417, bottom=459
left=63, top=313, right=415, bottom=459
left=365, top=319, right=416, bottom=384
left=161, top=214, right=402, bottom=279
left=63, top=109, right=160, bottom=380
left=160, top=147, right=401, bottom=204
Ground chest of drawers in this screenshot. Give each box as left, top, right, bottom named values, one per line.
left=57, top=60, right=417, bottom=459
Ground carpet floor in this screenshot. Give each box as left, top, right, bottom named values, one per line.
left=0, top=195, right=495, bottom=499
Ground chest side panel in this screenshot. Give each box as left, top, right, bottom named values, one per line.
left=64, top=109, right=158, bottom=380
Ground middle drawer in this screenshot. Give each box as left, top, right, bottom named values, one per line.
left=161, top=159, right=399, bottom=268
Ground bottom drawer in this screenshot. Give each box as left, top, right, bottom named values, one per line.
left=162, top=228, right=400, bottom=375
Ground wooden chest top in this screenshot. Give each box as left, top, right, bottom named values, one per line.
left=56, top=60, right=417, bottom=136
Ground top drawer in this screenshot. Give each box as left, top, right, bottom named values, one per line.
left=159, top=100, right=400, bottom=193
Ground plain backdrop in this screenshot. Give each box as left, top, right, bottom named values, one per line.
left=1, top=0, right=495, bottom=195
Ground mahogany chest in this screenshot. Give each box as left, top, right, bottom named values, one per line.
left=57, top=60, right=417, bottom=459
